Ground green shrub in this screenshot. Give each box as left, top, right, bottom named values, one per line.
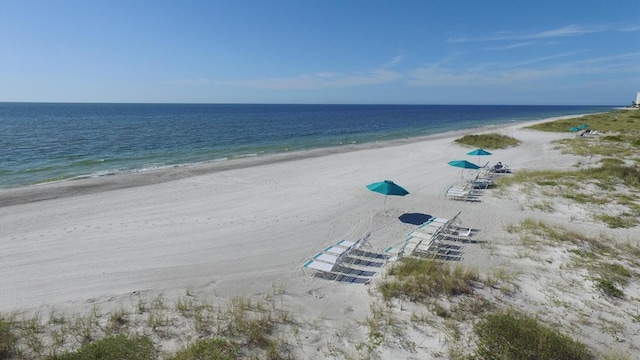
left=48, top=334, right=156, bottom=360
left=601, top=135, right=623, bottom=142
left=0, top=315, right=17, bottom=359
left=473, top=311, right=595, bottom=360
left=596, top=214, right=638, bottom=229
left=595, top=278, right=624, bottom=298
left=454, top=133, right=520, bottom=149
left=599, top=263, right=632, bottom=284
left=600, top=158, right=624, bottom=166
left=168, top=338, right=238, bottom=360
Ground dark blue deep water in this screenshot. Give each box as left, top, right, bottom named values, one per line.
left=0, top=103, right=612, bottom=188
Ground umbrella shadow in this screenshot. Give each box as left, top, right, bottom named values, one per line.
left=399, top=213, right=432, bottom=225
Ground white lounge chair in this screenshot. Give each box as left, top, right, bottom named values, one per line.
left=336, top=239, right=356, bottom=248
left=408, top=230, right=437, bottom=239
left=445, top=187, right=480, bottom=201
left=399, top=236, right=424, bottom=256
left=323, top=245, right=349, bottom=255
left=303, top=259, right=335, bottom=273
left=312, top=252, right=339, bottom=264
left=412, top=238, right=438, bottom=257
left=302, top=259, right=371, bottom=283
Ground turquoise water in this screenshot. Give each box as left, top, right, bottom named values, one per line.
left=0, top=103, right=612, bottom=188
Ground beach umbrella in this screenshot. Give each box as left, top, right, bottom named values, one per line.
left=448, top=160, right=481, bottom=170
left=568, top=126, right=580, bottom=132
left=467, top=148, right=492, bottom=156
left=448, top=160, right=481, bottom=178
left=466, top=148, right=492, bottom=165
left=366, top=180, right=409, bottom=212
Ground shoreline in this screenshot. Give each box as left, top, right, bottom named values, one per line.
left=0, top=114, right=586, bottom=207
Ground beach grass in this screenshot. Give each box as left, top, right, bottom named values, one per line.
left=507, top=218, right=637, bottom=300
left=496, top=161, right=640, bottom=228
left=49, top=334, right=157, bottom=360
left=168, top=338, right=237, bottom=360
left=529, top=110, right=640, bottom=160
left=0, top=231, right=626, bottom=358
left=0, top=314, right=17, bottom=358
left=373, top=252, right=604, bottom=359
left=1, top=292, right=298, bottom=360
left=454, top=133, right=520, bottom=149
left=473, top=310, right=595, bottom=360
left=527, top=109, right=640, bottom=133
left=378, top=258, right=480, bottom=303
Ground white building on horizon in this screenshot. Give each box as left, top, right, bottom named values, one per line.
left=636, top=91, right=640, bottom=107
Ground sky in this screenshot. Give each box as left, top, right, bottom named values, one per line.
left=1, top=0, right=639, bottom=105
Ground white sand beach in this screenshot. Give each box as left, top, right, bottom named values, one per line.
left=2, top=116, right=639, bottom=358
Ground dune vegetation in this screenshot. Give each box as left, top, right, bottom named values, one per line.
left=454, top=133, right=520, bottom=149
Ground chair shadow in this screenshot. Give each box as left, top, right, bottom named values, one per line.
left=434, top=254, right=463, bottom=261
left=313, top=272, right=370, bottom=284
left=336, top=265, right=378, bottom=277
left=344, top=257, right=384, bottom=268
left=349, top=249, right=390, bottom=260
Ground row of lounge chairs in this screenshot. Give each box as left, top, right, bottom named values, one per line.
left=302, top=239, right=387, bottom=283
left=384, top=211, right=475, bottom=259
left=302, top=210, right=480, bottom=283
left=445, top=162, right=512, bottom=201
left=444, top=185, right=482, bottom=201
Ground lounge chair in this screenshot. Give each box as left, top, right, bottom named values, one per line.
left=468, top=173, right=494, bottom=189
left=408, top=230, right=438, bottom=239
left=397, top=234, right=437, bottom=258
left=414, top=221, right=445, bottom=236
left=302, top=253, right=342, bottom=278
left=312, top=252, right=339, bottom=265
left=303, top=260, right=371, bottom=283
left=302, top=238, right=381, bottom=283
left=399, top=236, right=425, bottom=257
left=445, top=187, right=480, bottom=201
left=336, top=240, right=356, bottom=248
left=490, top=162, right=511, bottom=174
left=303, top=259, right=335, bottom=273
left=323, top=245, right=347, bottom=255
left=412, top=240, right=438, bottom=257
left=431, top=217, right=449, bottom=224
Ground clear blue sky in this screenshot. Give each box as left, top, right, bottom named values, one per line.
left=1, top=0, right=638, bottom=105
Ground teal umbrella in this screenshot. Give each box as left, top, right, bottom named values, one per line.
left=448, top=160, right=481, bottom=178
left=569, top=127, right=580, bottom=132
left=467, top=148, right=492, bottom=165
left=366, top=180, right=409, bottom=212
left=467, top=148, right=492, bottom=156
left=448, top=160, right=481, bottom=169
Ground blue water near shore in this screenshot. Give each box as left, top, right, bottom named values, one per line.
left=0, top=103, right=612, bottom=188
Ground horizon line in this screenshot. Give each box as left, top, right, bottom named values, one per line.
left=0, top=101, right=623, bottom=107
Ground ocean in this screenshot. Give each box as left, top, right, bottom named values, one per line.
left=0, top=103, right=612, bottom=189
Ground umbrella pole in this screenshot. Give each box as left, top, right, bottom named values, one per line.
left=383, top=195, right=387, bottom=213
